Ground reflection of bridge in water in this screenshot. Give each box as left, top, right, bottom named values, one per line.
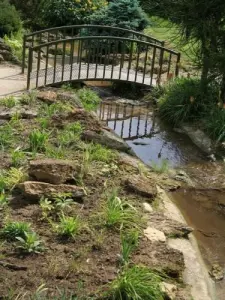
left=98, top=101, right=156, bottom=141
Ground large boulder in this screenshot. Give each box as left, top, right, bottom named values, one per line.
left=19, top=181, right=85, bottom=202
left=29, top=159, right=79, bottom=184
left=125, top=174, right=157, bottom=199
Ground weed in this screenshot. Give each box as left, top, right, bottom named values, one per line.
left=120, top=230, right=139, bottom=265
left=0, top=192, right=9, bottom=208
left=0, top=124, right=14, bottom=150
left=203, top=106, right=225, bottom=142
left=137, top=162, right=149, bottom=177
left=56, top=214, right=82, bottom=238
left=45, top=145, right=66, bottom=159
left=1, top=221, right=32, bottom=241
left=88, top=143, right=117, bottom=163
left=150, top=159, right=169, bottom=173
left=77, top=88, right=101, bottom=111
left=0, top=96, right=17, bottom=108
left=108, top=265, right=164, bottom=300
left=0, top=167, right=27, bottom=191
left=29, top=129, right=49, bottom=153
left=11, top=148, right=26, bottom=167
left=16, top=231, right=44, bottom=254
left=40, top=102, right=74, bottom=118
left=40, top=197, right=54, bottom=220
left=20, top=90, right=37, bottom=105
left=53, top=193, right=74, bottom=212
left=100, top=190, right=139, bottom=230
left=65, top=122, right=83, bottom=135
left=37, top=117, right=50, bottom=129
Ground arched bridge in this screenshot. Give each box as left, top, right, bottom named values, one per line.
left=23, top=25, right=181, bottom=89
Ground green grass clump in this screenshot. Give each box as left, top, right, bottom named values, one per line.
left=108, top=265, right=164, bottom=300
left=77, top=88, right=101, bottom=111
left=11, top=148, right=26, bottom=167
left=57, top=122, right=83, bottom=147
left=0, top=124, right=14, bottom=150
left=56, top=214, right=82, bottom=238
left=0, top=192, right=9, bottom=208
left=203, top=106, right=225, bottom=142
left=16, top=231, right=44, bottom=254
left=120, top=230, right=139, bottom=265
left=100, top=190, right=140, bottom=230
left=150, top=159, right=169, bottom=173
left=29, top=129, right=49, bottom=153
left=0, top=96, right=17, bottom=108
left=0, top=221, right=32, bottom=241
left=0, top=167, right=27, bottom=191
left=88, top=143, right=117, bottom=163
left=40, top=102, right=74, bottom=118
left=159, top=78, right=218, bottom=125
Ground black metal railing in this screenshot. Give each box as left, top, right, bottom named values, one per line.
left=22, top=25, right=165, bottom=73
left=26, top=35, right=180, bottom=89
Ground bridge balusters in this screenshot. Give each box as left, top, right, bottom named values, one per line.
left=111, top=41, right=116, bottom=79
left=150, top=47, right=156, bottom=86
left=86, top=40, right=91, bottom=79
left=119, top=42, right=125, bottom=80
left=27, top=48, right=33, bottom=90
left=135, top=43, right=140, bottom=82
left=70, top=40, right=75, bottom=80
left=167, top=52, right=172, bottom=79
left=78, top=40, right=83, bottom=80
left=175, top=53, right=181, bottom=77
left=53, top=42, right=58, bottom=84
left=61, top=40, right=66, bottom=82
left=95, top=40, right=99, bottom=79
left=127, top=41, right=134, bottom=81
left=142, top=45, right=149, bottom=84
left=36, top=48, right=41, bottom=88
left=44, top=44, right=49, bottom=86
left=158, top=48, right=165, bottom=85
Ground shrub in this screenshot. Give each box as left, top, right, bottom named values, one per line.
left=203, top=106, right=225, bottom=142
left=108, top=265, right=164, bottom=300
left=0, top=0, right=21, bottom=37
left=159, top=78, right=219, bottom=125
left=89, top=0, right=149, bottom=32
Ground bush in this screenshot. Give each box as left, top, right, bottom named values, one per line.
left=89, top=0, right=149, bottom=32
left=41, top=0, right=107, bottom=28
left=203, top=106, right=225, bottom=142
left=0, top=0, right=21, bottom=37
left=159, top=78, right=219, bottom=125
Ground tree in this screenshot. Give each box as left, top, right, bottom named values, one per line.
left=0, top=0, right=21, bottom=37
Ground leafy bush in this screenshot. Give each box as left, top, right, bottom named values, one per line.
left=159, top=78, right=218, bottom=125
left=203, top=106, right=225, bottom=142
left=88, top=143, right=117, bottom=163
left=89, top=0, right=149, bottom=32
left=41, top=0, right=107, bottom=28
left=108, top=265, right=164, bottom=300
left=77, top=88, right=101, bottom=111
left=16, top=231, right=44, bottom=254
left=0, top=0, right=21, bottom=37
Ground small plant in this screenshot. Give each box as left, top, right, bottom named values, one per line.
left=137, top=162, right=149, bottom=177
left=77, top=88, right=101, bottom=111
left=40, top=197, right=54, bottom=220
left=120, top=230, right=139, bottom=265
left=1, top=221, right=32, bottom=241
left=0, top=192, right=8, bottom=208
left=0, top=96, right=17, bottom=108
left=45, top=145, right=66, bottom=159
left=0, top=124, right=14, bottom=150
left=16, top=231, right=44, bottom=254
left=65, top=122, right=83, bottom=136
left=53, top=193, right=74, bottom=212
left=11, top=147, right=26, bottom=167
left=150, top=159, right=169, bottom=173
left=100, top=190, right=139, bottom=230
left=0, top=167, right=27, bottom=191
left=56, top=214, right=82, bottom=238
left=29, top=129, right=49, bottom=153
left=37, top=117, right=50, bottom=129
left=108, top=265, right=164, bottom=300
left=40, top=102, right=74, bottom=118
left=20, top=90, right=37, bottom=105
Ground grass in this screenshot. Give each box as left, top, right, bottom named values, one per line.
left=57, top=122, right=83, bottom=148
left=77, top=88, right=101, bottom=111
left=120, top=230, right=139, bottom=265
left=100, top=190, right=140, bottom=230
left=11, top=148, right=26, bottom=167
left=16, top=231, right=44, bottom=254
left=0, top=124, right=14, bottom=150
left=88, top=143, right=117, bottom=163
left=56, top=214, right=83, bottom=238
left=39, top=102, right=74, bottom=118
left=0, top=192, right=9, bottom=208
left=0, top=168, right=27, bottom=192
left=0, top=221, right=32, bottom=241
left=108, top=265, right=164, bottom=300
left=20, top=90, right=37, bottom=105
left=203, top=106, right=225, bottom=143
left=29, top=129, right=49, bottom=153
left=0, top=96, right=17, bottom=108
left=150, top=159, right=169, bottom=174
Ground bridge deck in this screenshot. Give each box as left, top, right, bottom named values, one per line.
left=30, top=63, right=157, bottom=88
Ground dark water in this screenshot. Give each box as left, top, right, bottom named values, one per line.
left=98, top=100, right=205, bottom=167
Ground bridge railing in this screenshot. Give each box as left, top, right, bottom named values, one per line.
left=27, top=36, right=180, bottom=89
left=22, top=25, right=165, bottom=73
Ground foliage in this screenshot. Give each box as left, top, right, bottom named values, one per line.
left=77, top=88, right=101, bottom=111
left=0, top=168, right=27, bottom=191
left=150, top=159, right=169, bottom=173
left=16, top=231, right=44, bottom=254
left=108, top=265, right=164, bottom=300
left=29, top=129, right=49, bottom=153
left=41, top=0, right=107, bottom=28
left=56, top=214, right=82, bottom=238
left=11, top=148, right=26, bottom=167
left=88, top=143, right=117, bottom=163
left=203, top=106, right=225, bottom=143
left=0, top=124, right=14, bottom=150
left=3, top=30, right=23, bottom=61
left=0, top=96, right=17, bottom=108
left=0, top=192, right=9, bottom=208
left=120, top=230, right=139, bottom=265
left=159, top=78, right=218, bottom=125
left=89, top=0, right=148, bottom=32
left=1, top=221, right=32, bottom=241
left=0, top=0, right=21, bottom=37
left=57, top=122, right=83, bottom=147
left=39, top=102, right=74, bottom=118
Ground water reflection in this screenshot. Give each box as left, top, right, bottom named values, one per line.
left=98, top=101, right=205, bottom=167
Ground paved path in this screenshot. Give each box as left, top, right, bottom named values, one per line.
left=0, top=64, right=27, bottom=97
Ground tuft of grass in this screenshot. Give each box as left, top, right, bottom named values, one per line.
left=20, top=90, right=37, bottom=105
left=0, top=192, right=9, bottom=208
left=0, top=167, right=27, bottom=191
left=0, top=124, right=14, bottom=150
left=100, top=190, right=140, bottom=230
left=56, top=214, right=82, bottom=238
left=120, top=230, right=139, bottom=265
left=150, top=159, right=169, bottom=173
left=16, top=231, right=44, bottom=254
left=203, top=106, right=225, bottom=142
left=39, top=102, right=74, bottom=118
left=44, top=145, right=66, bottom=159
left=108, top=265, right=164, bottom=300
left=11, top=148, right=26, bottom=167
left=88, top=143, right=117, bottom=163
left=77, top=88, right=100, bottom=111
left=29, top=129, right=49, bottom=153
left=0, top=96, right=17, bottom=108
left=57, top=122, right=83, bottom=147
left=0, top=221, right=32, bottom=241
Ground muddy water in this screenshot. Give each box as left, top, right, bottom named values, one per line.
left=97, top=98, right=225, bottom=299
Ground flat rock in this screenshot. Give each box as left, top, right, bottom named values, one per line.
left=57, top=91, right=83, bottom=108
left=82, top=129, right=132, bottom=153
left=160, top=282, right=177, bottom=300
left=19, top=181, right=85, bottom=202
left=0, top=108, right=37, bottom=119
left=147, top=212, right=193, bottom=238
left=125, top=174, right=157, bottom=199
left=144, top=227, right=166, bottom=242
left=119, top=152, right=149, bottom=170
left=29, top=158, right=79, bottom=184
left=37, top=91, right=57, bottom=104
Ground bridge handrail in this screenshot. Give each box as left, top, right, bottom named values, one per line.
left=22, top=25, right=165, bottom=72
left=30, top=36, right=179, bottom=56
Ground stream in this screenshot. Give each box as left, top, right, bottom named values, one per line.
left=96, top=94, right=225, bottom=299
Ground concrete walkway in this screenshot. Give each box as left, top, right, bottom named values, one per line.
left=0, top=64, right=27, bottom=98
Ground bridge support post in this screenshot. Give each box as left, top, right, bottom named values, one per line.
left=175, top=53, right=181, bottom=77
left=22, top=35, right=26, bottom=74
left=27, top=48, right=33, bottom=90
